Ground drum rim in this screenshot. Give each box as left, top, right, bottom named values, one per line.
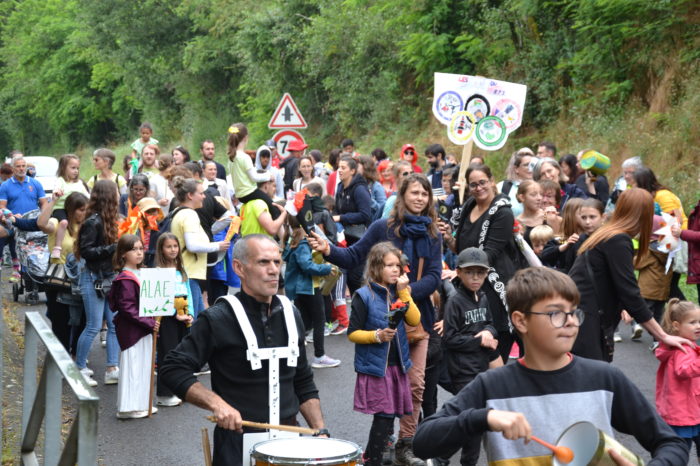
left=251, top=438, right=362, bottom=465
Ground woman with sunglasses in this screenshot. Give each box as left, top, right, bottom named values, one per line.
left=399, top=143, right=422, bottom=174
left=443, top=164, right=524, bottom=362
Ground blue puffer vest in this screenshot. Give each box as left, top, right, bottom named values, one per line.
left=354, top=283, right=412, bottom=377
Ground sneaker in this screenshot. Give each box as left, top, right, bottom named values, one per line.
left=9, top=270, right=20, bottom=283
left=156, top=395, right=182, bottom=407
left=631, top=324, right=643, bottom=341
left=311, top=355, right=340, bottom=368
left=194, top=364, right=211, bottom=376
left=324, top=322, right=334, bottom=337
left=330, top=325, right=348, bottom=336
left=80, top=367, right=98, bottom=387
left=83, top=367, right=94, bottom=377
left=104, top=368, right=119, bottom=385
left=649, top=341, right=660, bottom=352
left=100, top=328, right=107, bottom=348
left=613, top=332, right=622, bottom=343
left=305, top=330, right=314, bottom=343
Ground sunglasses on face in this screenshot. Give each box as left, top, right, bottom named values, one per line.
left=401, top=172, right=411, bottom=177
left=404, top=150, right=414, bottom=155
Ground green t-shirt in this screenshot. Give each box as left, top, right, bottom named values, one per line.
left=130, top=137, right=159, bottom=157
left=228, top=150, right=256, bottom=198
left=240, top=199, right=270, bottom=237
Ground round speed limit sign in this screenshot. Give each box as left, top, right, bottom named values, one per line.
left=272, top=129, right=305, bottom=159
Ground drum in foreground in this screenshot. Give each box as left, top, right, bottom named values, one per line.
left=251, top=437, right=362, bottom=466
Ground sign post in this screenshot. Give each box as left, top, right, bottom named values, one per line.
left=268, top=93, right=307, bottom=160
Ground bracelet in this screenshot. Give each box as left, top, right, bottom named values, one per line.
left=374, top=329, right=381, bottom=343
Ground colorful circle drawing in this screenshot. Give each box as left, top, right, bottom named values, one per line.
left=465, top=94, right=491, bottom=122
left=447, top=111, right=476, bottom=145
left=491, top=98, right=522, bottom=131
left=434, top=91, right=464, bottom=123
left=474, top=116, right=507, bottom=151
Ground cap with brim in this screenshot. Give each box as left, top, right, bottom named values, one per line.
left=287, top=140, right=308, bottom=152
left=457, top=247, right=489, bottom=269
left=136, top=197, right=164, bottom=221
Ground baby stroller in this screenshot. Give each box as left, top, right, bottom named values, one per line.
left=12, top=209, right=48, bottom=305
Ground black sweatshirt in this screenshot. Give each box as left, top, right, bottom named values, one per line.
left=159, top=291, right=319, bottom=423
left=414, top=357, right=688, bottom=465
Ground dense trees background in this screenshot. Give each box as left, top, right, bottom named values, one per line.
left=0, top=0, right=697, bottom=193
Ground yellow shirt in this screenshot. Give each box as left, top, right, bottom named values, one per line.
left=240, top=200, right=270, bottom=237
left=171, top=208, right=208, bottom=280
left=655, top=189, right=688, bottom=229
left=47, top=218, right=78, bottom=264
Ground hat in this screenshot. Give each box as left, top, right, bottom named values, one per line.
left=265, top=139, right=276, bottom=149
left=457, top=247, right=489, bottom=269
left=136, top=197, right=164, bottom=220
left=287, top=139, right=308, bottom=152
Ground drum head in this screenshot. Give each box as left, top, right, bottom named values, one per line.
left=252, top=437, right=362, bottom=465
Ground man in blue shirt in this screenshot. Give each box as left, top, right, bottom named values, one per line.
left=0, top=156, right=47, bottom=214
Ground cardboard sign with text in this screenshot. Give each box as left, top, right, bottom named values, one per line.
left=139, top=268, right=177, bottom=317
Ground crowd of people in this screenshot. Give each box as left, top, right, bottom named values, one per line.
left=0, top=125, right=698, bottom=465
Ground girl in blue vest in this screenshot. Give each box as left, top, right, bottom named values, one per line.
left=348, top=241, right=421, bottom=466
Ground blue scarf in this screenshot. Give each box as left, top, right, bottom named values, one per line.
left=399, top=214, right=432, bottom=277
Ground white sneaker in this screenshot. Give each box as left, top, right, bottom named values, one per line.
left=613, top=332, right=622, bottom=343
left=311, top=355, right=341, bottom=368
left=117, top=407, right=157, bottom=419
left=80, top=367, right=97, bottom=387
left=156, top=395, right=182, bottom=407
left=104, top=368, right=119, bottom=385
left=83, top=367, right=94, bottom=377
left=305, top=331, right=314, bottom=343
left=631, top=324, right=643, bottom=341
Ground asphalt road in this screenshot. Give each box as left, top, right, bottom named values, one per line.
left=9, top=293, right=698, bottom=465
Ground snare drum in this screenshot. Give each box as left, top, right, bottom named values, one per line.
left=251, top=437, right=362, bottom=466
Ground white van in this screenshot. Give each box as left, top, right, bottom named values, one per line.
left=4, top=155, right=59, bottom=195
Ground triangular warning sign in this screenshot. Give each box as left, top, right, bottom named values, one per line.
left=268, top=93, right=307, bottom=129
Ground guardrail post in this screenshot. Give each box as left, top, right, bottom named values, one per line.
left=44, top=358, right=62, bottom=466
left=22, top=320, right=38, bottom=438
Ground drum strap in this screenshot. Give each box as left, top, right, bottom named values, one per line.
left=218, top=295, right=298, bottom=370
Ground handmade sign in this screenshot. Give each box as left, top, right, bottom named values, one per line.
left=139, top=268, right=177, bottom=317
left=433, top=73, right=527, bottom=150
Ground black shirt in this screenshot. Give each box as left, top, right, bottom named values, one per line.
left=159, top=291, right=319, bottom=422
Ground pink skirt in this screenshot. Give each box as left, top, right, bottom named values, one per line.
left=353, top=366, right=413, bottom=416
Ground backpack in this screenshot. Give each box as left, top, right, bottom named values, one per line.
left=146, top=206, right=192, bottom=263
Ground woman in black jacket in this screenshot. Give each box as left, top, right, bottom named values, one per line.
left=443, top=164, right=523, bottom=362
left=333, top=156, right=371, bottom=294
left=74, top=180, right=121, bottom=387
left=568, top=188, right=692, bottom=361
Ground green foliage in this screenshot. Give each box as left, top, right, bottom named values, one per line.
left=0, top=0, right=697, bottom=165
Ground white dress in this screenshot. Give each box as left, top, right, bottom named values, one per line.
left=117, top=333, right=153, bottom=413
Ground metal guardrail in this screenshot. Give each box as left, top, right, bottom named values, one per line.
left=21, top=311, right=99, bottom=465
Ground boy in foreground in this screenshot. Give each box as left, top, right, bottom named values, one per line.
left=414, top=267, right=688, bottom=465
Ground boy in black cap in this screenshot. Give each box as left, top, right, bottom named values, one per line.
left=441, top=247, right=503, bottom=465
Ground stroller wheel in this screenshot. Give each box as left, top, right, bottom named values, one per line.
left=12, top=282, right=19, bottom=302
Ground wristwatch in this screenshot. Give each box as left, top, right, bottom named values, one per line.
left=313, top=428, right=331, bottom=437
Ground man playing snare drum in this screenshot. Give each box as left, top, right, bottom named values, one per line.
left=161, top=234, right=327, bottom=465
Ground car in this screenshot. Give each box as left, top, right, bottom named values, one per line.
left=4, top=155, right=58, bottom=195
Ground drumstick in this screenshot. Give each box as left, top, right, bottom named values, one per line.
left=202, top=427, right=212, bottom=466
left=530, top=435, right=574, bottom=464
left=205, top=416, right=319, bottom=435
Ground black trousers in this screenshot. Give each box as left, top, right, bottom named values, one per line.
left=295, top=289, right=325, bottom=358
left=45, top=289, right=83, bottom=356
left=157, top=317, right=188, bottom=397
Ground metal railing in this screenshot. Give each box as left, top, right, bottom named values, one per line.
left=22, top=311, right=99, bottom=465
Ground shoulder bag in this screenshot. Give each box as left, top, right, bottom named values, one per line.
left=405, top=257, right=429, bottom=344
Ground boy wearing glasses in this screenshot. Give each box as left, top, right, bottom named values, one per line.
left=415, top=267, right=687, bottom=465
left=442, top=247, right=503, bottom=465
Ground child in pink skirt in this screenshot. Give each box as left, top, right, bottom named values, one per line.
left=348, top=242, right=421, bottom=466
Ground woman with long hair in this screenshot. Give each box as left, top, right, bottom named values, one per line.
left=498, top=148, right=534, bottom=216
left=357, top=154, right=386, bottom=221
left=74, top=180, right=121, bottom=386
left=568, top=188, right=693, bottom=361
left=444, top=164, right=524, bottom=361
left=309, top=174, right=441, bottom=465
left=38, top=191, right=89, bottom=355
left=293, top=155, right=326, bottom=195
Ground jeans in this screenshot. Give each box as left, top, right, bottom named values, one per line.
left=75, top=269, right=119, bottom=369
left=190, top=279, right=205, bottom=318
